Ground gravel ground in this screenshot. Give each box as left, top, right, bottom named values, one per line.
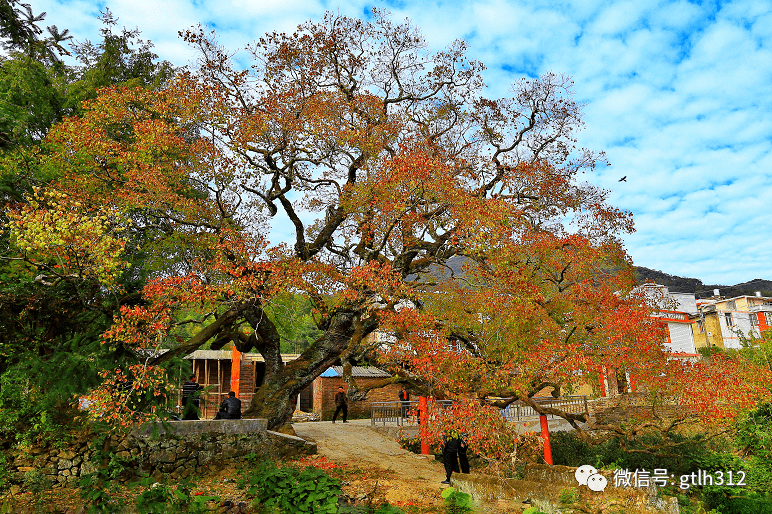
left=292, top=420, right=516, bottom=512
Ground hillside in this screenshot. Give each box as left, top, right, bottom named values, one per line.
left=634, top=267, right=772, bottom=298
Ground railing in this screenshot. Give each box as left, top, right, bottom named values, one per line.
left=370, top=396, right=588, bottom=425
left=500, top=395, right=588, bottom=422
left=370, top=400, right=454, bottom=426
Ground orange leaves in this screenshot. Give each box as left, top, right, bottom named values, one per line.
left=102, top=303, right=172, bottom=351
left=83, top=363, right=169, bottom=429
left=43, top=84, right=219, bottom=226
left=341, top=261, right=412, bottom=307
left=672, top=353, right=772, bottom=425
left=421, top=399, right=543, bottom=471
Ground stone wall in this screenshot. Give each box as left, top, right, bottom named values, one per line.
left=451, top=464, right=680, bottom=514
left=5, top=420, right=315, bottom=491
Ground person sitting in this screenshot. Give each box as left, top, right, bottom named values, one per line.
left=181, top=374, right=204, bottom=420
left=214, top=391, right=242, bottom=420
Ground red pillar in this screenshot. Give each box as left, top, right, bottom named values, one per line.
left=419, top=396, right=429, bottom=455
left=540, top=414, right=553, bottom=465
left=231, top=346, right=241, bottom=398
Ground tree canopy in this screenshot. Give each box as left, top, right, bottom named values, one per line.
left=3, top=10, right=771, bottom=465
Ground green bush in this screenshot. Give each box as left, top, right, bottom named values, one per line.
left=133, top=476, right=219, bottom=514
left=736, top=403, right=772, bottom=494
left=701, top=489, right=772, bottom=514
left=550, top=420, right=772, bottom=513
left=245, top=460, right=342, bottom=514
left=22, top=469, right=51, bottom=493
left=550, top=430, right=739, bottom=477
left=79, top=437, right=134, bottom=514
left=0, top=454, right=12, bottom=492
left=441, top=487, right=473, bottom=514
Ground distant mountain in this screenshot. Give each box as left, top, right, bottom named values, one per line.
left=634, top=267, right=772, bottom=299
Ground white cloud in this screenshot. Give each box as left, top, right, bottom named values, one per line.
left=21, top=0, right=772, bottom=284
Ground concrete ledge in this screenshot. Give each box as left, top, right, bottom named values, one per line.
left=267, top=430, right=317, bottom=455
left=369, top=425, right=419, bottom=439
left=133, top=419, right=268, bottom=437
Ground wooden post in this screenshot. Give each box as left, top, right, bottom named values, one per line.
left=204, top=359, right=209, bottom=417
left=217, top=359, right=222, bottom=403
left=419, top=396, right=429, bottom=455
left=540, top=414, right=553, bottom=465
left=231, top=346, right=241, bottom=398
left=599, top=367, right=607, bottom=397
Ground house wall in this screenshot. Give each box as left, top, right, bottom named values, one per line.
left=692, top=313, right=725, bottom=349
left=666, top=321, right=697, bottom=354
left=312, top=377, right=402, bottom=420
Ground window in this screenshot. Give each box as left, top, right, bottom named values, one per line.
left=726, top=300, right=736, bottom=310
left=766, top=312, right=772, bottom=326
left=751, top=314, right=759, bottom=327
left=697, top=320, right=705, bottom=334
left=724, top=312, right=734, bottom=327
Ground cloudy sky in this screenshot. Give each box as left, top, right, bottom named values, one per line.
left=27, top=0, right=772, bottom=285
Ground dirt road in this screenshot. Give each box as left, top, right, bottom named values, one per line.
left=292, top=420, right=447, bottom=506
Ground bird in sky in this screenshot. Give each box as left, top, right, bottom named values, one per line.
left=619, top=176, right=627, bottom=182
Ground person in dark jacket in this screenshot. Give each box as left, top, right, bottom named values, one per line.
left=441, top=434, right=461, bottom=484
left=181, top=375, right=204, bottom=420
left=332, top=385, right=348, bottom=423
left=215, top=391, right=242, bottom=420
left=458, top=434, right=470, bottom=474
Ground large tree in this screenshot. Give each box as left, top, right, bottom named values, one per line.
left=25, top=11, right=771, bottom=436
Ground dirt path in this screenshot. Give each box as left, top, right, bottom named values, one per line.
left=292, top=420, right=447, bottom=506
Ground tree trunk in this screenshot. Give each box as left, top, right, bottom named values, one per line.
left=242, top=310, right=373, bottom=429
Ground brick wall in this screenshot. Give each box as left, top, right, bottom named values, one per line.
left=313, top=376, right=402, bottom=420
left=238, top=359, right=255, bottom=412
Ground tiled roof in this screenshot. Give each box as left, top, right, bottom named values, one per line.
left=320, top=366, right=391, bottom=378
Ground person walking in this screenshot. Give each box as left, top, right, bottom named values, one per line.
left=181, top=374, right=204, bottom=420
left=332, top=385, right=348, bottom=423
left=441, top=433, right=461, bottom=484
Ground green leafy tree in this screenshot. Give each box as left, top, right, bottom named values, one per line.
left=263, top=293, right=324, bottom=354
left=0, top=9, right=177, bottom=444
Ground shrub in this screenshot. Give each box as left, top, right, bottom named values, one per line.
left=245, top=460, right=342, bottom=514
left=22, top=469, right=51, bottom=493
left=441, top=487, right=473, bottom=514
left=550, top=430, right=738, bottom=477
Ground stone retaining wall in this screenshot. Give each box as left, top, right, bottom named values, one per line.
left=6, top=420, right=315, bottom=491
left=451, top=464, right=680, bottom=514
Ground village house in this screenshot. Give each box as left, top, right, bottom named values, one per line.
left=178, top=349, right=310, bottom=419
left=692, top=291, right=772, bottom=349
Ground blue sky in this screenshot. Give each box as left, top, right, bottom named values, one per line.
left=27, top=0, right=772, bottom=285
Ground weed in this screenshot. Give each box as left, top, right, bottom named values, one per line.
left=441, top=487, right=473, bottom=514
left=559, top=487, right=579, bottom=505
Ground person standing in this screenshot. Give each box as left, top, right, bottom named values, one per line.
left=332, top=385, right=348, bottom=423
left=459, top=434, right=470, bottom=474
left=441, top=433, right=461, bottom=484
left=181, top=374, right=204, bottom=420
left=398, top=386, right=410, bottom=420
left=214, top=391, right=242, bottom=420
